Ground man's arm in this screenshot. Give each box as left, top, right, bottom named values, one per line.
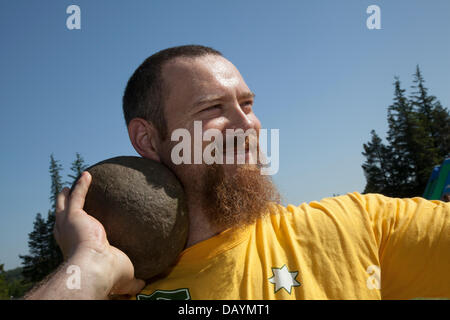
left=360, top=193, right=450, bottom=299
left=24, top=172, right=145, bottom=300
left=24, top=251, right=110, bottom=299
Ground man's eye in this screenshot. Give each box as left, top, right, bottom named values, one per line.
left=241, top=101, right=253, bottom=109
left=202, top=105, right=221, bottom=112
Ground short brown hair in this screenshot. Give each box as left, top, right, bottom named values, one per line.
left=122, top=45, right=222, bottom=139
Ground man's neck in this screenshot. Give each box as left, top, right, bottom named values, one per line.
left=184, top=196, right=224, bottom=249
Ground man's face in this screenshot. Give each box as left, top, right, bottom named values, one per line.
left=148, top=54, right=279, bottom=230
left=156, top=54, right=262, bottom=184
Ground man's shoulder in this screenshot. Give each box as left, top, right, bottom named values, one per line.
left=268, top=191, right=373, bottom=214
left=262, top=192, right=367, bottom=226
left=263, top=191, right=409, bottom=230
left=255, top=193, right=383, bottom=252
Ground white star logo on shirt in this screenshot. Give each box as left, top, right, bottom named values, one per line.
left=268, top=264, right=301, bottom=294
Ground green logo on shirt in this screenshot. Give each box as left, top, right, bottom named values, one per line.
left=137, top=288, right=191, bottom=300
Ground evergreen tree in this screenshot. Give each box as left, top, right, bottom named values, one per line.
left=66, top=152, right=88, bottom=186
left=431, top=102, right=450, bottom=158
left=20, top=155, right=65, bottom=284
left=19, top=213, right=49, bottom=283
left=49, top=154, right=64, bottom=212
left=20, top=153, right=89, bottom=285
left=362, top=67, right=450, bottom=198
left=362, top=130, right=395, bottom=196
left=410, top=65, right=450, bottom=160
left=408, top=66, right=442, bottom=190
left=46, top=155, right=64, bottom=274
left=385, top=77, right=421, bottom=197
left=45, top=209, right=63, bottom=274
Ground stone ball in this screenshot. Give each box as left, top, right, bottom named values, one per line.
left=71, top=156, right=189, bottom=280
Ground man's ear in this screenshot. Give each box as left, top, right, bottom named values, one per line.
left=128, top=118, right=161, bottom=162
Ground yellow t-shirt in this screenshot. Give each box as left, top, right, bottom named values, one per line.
left=132, top=192, right=450, bottom=300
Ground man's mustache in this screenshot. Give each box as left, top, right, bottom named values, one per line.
left=213, top=133, right=259, bottom=156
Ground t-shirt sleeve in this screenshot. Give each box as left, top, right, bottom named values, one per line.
left=353, top=192, right=450, bottom=299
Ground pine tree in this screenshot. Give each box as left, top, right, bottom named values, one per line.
left=46, top=155, right=64, bottom=273
left=20, top=155, right=65, bottom=284
left=19, top=213, right=49, bottom=283
left=20, top=153, right=89, bottom=285
left=385, top=77, right=422, bottom=197
left=431, top=101, right=450, bottom=158
left=45, top=209, right=63, bottom=274
left=49, top=154, right=64, bottom=212
left=66, top=152, right=88, bottom=186
left=362, top=67, right=450, bottom=198
left=410, top=65, right=450, bottom=160
left=362, top=130, right=396, bottom=196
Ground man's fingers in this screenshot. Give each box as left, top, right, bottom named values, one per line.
left=128, top=279, right=146, bottom=296
left=55, top=188, right=70, bottom=238
left=64, top=187, right=70, bottom=212
left=56, top=187, right=70, bottom=214
left=68, top=171, right=92, bottom=213
left=112, top=278, right=146, bottom=296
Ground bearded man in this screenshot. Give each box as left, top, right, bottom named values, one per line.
left=26, top=45, right=450, bottom=300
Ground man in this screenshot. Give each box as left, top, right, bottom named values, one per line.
left=26, top=45, right=450, bottom=300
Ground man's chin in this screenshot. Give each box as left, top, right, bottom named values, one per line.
left=220, top=162, right=259, bottom=175
left=201, top=162, right=280, bottom=230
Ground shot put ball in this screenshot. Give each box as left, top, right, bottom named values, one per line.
left=70, top=156, right=189, bottom=280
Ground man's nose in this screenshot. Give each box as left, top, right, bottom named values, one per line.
left=227, top=103, right=254, bottom=131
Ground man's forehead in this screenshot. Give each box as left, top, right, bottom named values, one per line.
left=162, top=55, right=247, bottom=97
left=163, top=54, right=236, bottom=77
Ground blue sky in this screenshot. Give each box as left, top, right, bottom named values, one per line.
left=1, top=0, right=449, bottom=270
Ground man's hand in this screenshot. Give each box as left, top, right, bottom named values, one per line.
left=26, top=171, right=145, bottom=299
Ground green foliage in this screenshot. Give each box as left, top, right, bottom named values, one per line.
left=410, top=65, right=450, bottom=162
left=66, top=152, right=88, bottom=186
left=19, top=213, right=50, bottom=283
left=362, top=66, right=450, bottom=197
left=19, top=153, right=88, bottom=294
left=0, top=266, right=32, bottom=299
left=0, top=264, right=9, bottom=300
left=49, top=154, right=64, bottom=212
left=362, top=130, right=397, bottom=196
left=0, top=264, right=32, bottom=300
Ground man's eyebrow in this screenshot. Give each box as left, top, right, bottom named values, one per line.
left=192, top=95, right=223, bottom=108
left=192, top=91, right=256, bottom=109
left=239, top=91, right=256, bottom=100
